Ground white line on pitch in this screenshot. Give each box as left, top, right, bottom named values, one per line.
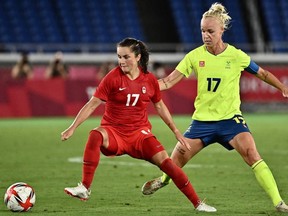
left=68, top=156, right=208, bottom=168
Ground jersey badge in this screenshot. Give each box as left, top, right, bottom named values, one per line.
left=142, top=86, right=146, bottom=94
left=199, top=61, right=205, bottom=67
left=225, top=61, right=231, bottom=69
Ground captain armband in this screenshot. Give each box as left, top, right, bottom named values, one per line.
left=245, top=60, right=259, bottom=74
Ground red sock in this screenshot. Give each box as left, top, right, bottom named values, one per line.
left=82, top=130, right=103, bottom=189
left=160, top=158, right=200, bottom=208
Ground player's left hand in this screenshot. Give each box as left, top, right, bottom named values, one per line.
left=174, top=130, right=191, bottom=150
left=282, top=86, right=288, bottom=97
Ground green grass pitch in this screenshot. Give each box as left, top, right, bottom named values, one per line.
left=0, top=113, right=287, bottom=215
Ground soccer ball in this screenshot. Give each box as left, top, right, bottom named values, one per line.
left=4, top=182, right=36, bottom=212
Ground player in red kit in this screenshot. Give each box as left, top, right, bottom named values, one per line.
left=61, top=37, right=216, bottom=212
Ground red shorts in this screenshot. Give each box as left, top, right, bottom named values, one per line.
left=98, top=126, right=165, bottom=161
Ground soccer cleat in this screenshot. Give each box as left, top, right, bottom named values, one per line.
left=195, top=201, right=217, bottom=212
left=276, top=201, right=288, bottom=212
left=141, top=177, right=168, bottom=195
left=64, top=182, right=91, bottom=201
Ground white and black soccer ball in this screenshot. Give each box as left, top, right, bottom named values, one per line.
left=4, top=182, right=36, bottom=212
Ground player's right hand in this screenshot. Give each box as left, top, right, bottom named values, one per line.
left=61, top=128, right=74, bottom=141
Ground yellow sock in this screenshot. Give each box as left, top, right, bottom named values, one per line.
left=252, top=159, right=282, bottom=206
left=161, top=173, right=172, bottom=184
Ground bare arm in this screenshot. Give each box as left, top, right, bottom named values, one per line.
left=255, top=67, right=288, bottom=97
left=11, top=65, right=20, bottom=78
left=61, top=96, right=102, bottom=141
left=158, top=69, right=185, bottom=91
left=45, top=63, right=54, bottom=79
left=24, top=64, right=33, bottom=79
left=11, top=64, right=33, bottom=79
left=154, top=99, right=190, bottom=150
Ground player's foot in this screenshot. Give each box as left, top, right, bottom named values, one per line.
left=276, top=201, right=288, bottom=212
left=196, top=201, right=217, bottom=212
left=141, top=177, right=168, bottom=195
left=64, top=182, right=91, bottom=201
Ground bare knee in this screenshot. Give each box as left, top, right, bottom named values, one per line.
left=230, top=132, right=261, bottom=166
left=170, top=145, right=190, bottom=167
left=243, top=148, right=261, bottom=166
left=150, top=151, right=169, bottom=167
left=170, top=140, right=203, bottom=167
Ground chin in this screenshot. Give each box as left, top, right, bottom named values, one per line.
left=121, top=69, right=129, bottom=74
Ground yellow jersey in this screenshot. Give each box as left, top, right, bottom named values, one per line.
left=176, top=44, right=250, bottom=121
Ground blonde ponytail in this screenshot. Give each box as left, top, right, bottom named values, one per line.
left=203, top=2, right=231, bottom=30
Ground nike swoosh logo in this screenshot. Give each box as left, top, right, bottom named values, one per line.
left=119, top=87, right=126, bottom=91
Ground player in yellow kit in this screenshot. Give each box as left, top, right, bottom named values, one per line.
left=141, top=2, right=288, bottom=213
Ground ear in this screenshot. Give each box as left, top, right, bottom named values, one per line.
left=221, top=26, right=225, bottom=33
left=136, top=54, right=141, bottom=62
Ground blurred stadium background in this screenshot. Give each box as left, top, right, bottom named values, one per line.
left=0, top=0, right=287, bottom=117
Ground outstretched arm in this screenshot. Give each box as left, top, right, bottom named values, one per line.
left=255, top=67, right=288, bottom=97
left=61, top=96, right=102, bottom=141
left=154, top=100, right=191, bottom=150
left=158, top=69, right=185, bottom=91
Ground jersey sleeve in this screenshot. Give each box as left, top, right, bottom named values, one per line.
left=175, top=51, right=195, bottom=78
left=150, top=74, right=162, bottom=103
left=237, top=49, right=251, bottom=71
left=236, top=49, right=260, bottom=74
left=93, top=74, right=111, bottom=101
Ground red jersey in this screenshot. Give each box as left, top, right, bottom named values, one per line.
left=94, top=66, right=161, bottom=134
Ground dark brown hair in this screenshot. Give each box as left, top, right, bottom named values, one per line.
left=117, top=37, right=149, bottom=73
